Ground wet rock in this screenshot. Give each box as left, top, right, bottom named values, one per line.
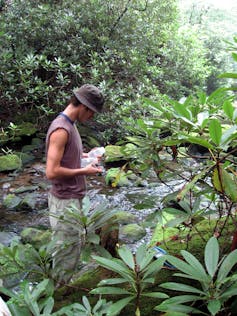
left=21, top=144, right=38, bottom=153
left=2, top=191, right=43, bottom=211
left=0, top=232, right=20, bottom=246
left=120, top=223, right=146, bottom=242
left=21, top=192, right=38, bottom=210
left=115, top=211, right=136, bottom=224
left=3, top=194, right=22, bottom=210
left=13, top=185, right=38, bottom=194
left=21, top=227, right=51, bottom=249
left=0, top=154, right=22, bottom=172
left=16, top=152, right=35, bottom=165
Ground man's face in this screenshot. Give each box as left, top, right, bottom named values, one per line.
left=78, top=105, right=95, bottom=122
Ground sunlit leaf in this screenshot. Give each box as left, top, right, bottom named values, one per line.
left=204, top=237, right=219, bottom=277
left=223, top=101, right=234, bottom=120
left=118, top=245, right=135, bottom=270
left=209, top=119, right=222, bottom=146
left=197, top=111, right=209, bottom=127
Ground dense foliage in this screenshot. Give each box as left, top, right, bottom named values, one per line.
left=1, top=0, right=233, bottom=140
left=0, top=1, right=237, bottom=315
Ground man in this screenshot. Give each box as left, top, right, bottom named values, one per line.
left=45, top=84, right=104, bottom=284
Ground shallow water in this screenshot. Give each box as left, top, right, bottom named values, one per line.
left=0, top=157, right=197, bottom=250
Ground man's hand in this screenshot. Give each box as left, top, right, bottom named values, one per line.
left=83, top=163, right=103, bottom=174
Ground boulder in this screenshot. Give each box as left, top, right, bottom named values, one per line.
left=21, top=227, right=51, bottom=249
left=120, top=223, right=146, bottom=242
left=0, top=154, right=22, bottom=172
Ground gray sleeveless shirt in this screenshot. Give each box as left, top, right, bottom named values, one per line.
left=46, top=115, right=86, bottom=199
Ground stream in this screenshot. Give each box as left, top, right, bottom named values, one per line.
left=0, top=156, right=194, bottom=252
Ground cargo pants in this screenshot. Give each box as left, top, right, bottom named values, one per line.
left=48, top=193, right=83, bottom=284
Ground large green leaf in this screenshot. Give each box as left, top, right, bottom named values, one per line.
left=142, top=292, right=169, bottom=298
left=98, top=278, right=127, bottom=286
left=209, top=119, right=222, bottom=146
left=173, top=102, right=192, bottom=120
left=8, top=303, right=31, bottom=316
left=42, top=297, right=54, bottom=314
left=106, top=296, right=134, bottom=316
left=92, top=256, right=134, bottom=282
left=223, top=101, right=234, bottom=120
left=212, top=167, right=223, bottom=192
left=82, top=296, right=91, bottom=313
left=160, top=282, right=205, bottom=295
left=155, top=302, right=203, bottom=314
left=220, top=126, right=237, bottom=146
left=135, top=244, right=147, bottom=267
left=165, top=255, right=210, bottom=283
left=222, top=169, right=237, bottom=202
left=90, top=286, right=131, bottom=295
left=142, top=257, right=165, bottom=279
left=180, top=134, right=214, bottom=150
left=118, top=245, right=135, bottom=270
left=138, top=250, right=155, bottom=271
left=217, top=249, right=237, bottom=283
left=197, top=111, right=209, bottom=128
left=207, top=299, right=221, bottom=316
left=157, top=294, right=202, bottom=304
left=219, top=283, right=237, bottom=300
left=181, top=250, right=207, bottom=280
left=204, top=237, right=219, bottom=278
left=219, top=72, right=237, bottom=79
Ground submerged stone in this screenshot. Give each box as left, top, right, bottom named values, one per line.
left=120, top=223, right=146, bottom=242
left=21, top=192, right=39, bottom=210
left=115, top=211, right=136, bottom=224
left=3, top=194, right=22, bottom=210
left=0, top=232, right=20, bottom=246
left=0, top=154, right=22, bottom=172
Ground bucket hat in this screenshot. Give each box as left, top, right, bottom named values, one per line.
left=73, top=84, right=104, bottom=113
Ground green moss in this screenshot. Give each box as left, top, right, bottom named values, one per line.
left=150, top=215, right=236, bottom=258
left=0, top=154, right=22, bottom=171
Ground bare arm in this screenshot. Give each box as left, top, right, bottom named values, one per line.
left=46, top=128, right=102, bottom=180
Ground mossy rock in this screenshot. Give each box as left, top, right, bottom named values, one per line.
left=120, top=223, right=146, bottom=242
left=16, top=152, right=35, bottom=165
left=115, top=211, right=137, bottom=224
left=21, top=227, right=51, bottom=249
left=0, top=154, right=22, bottom=171
left=3, top=194, right=22, bottom=210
